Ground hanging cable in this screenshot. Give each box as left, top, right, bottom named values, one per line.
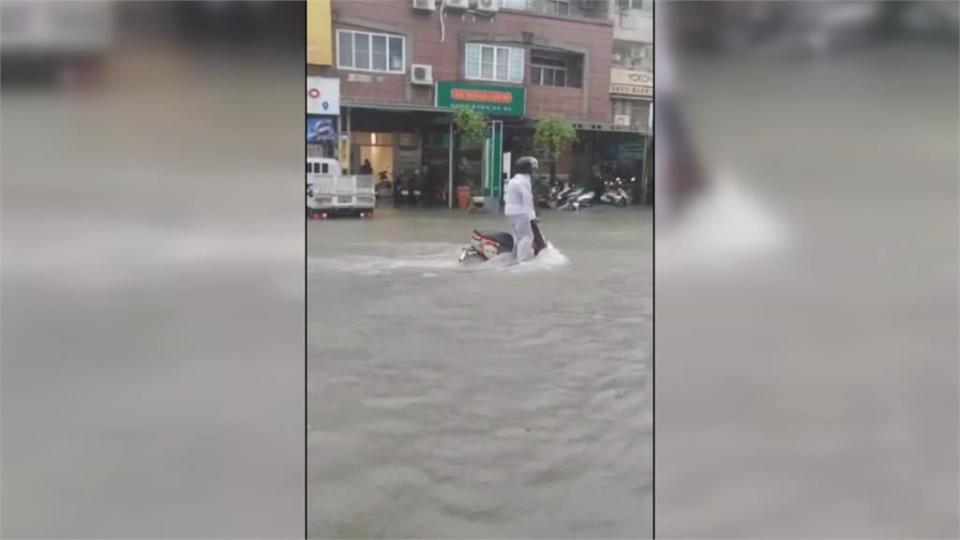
left=440, top=0, right=447, bottom=42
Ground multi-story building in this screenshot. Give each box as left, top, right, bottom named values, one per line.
left=609, top=0, right=653, bottom=130
left=307, top=0, right=650, bottom=205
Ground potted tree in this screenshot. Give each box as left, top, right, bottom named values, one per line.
left=533, top=115, right=578, bottom=200
left=453, top=106, right=486, bottom=209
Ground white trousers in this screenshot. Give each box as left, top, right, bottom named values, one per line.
left=509, top=214, right=534, bottom=262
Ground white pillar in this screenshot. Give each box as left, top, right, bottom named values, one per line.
left=447, top=121, right=454, bottom=209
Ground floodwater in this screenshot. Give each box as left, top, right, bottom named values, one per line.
left=308, top=207, right=652, bottom=538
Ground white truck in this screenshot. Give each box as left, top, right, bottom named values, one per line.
left=306, top=158, right=376, bottom=218
left=1, top=1, right=113, bottom=78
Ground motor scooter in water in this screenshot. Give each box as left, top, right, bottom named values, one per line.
left=458, top=219, right=548, bottom=263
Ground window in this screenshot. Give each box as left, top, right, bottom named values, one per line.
left=619, top=0, right=651, bottom=12
left=481, top=47, right=494, bottom=79
left=611, top=100, right=649, bottom=127
left=495, top=47, right=508, bottom=80
left=465, top=43, right=524, bottom=83
left=640, top=46, right=653, bottom=70
left=548, top=0, right=569, bottom=15
left=633, top=0, right=652, bottom=13
left=389, top=37, right=403, bottom=71
left=336, top=29, right=405, bottom=73
left=372, top=35, right=386, bottom=71
left=530, top=52, right=570, bottom=87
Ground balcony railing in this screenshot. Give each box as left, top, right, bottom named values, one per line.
left=500, top=0, right=611, bottom=21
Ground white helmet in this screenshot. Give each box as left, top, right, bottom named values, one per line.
left=515, top=156, right=539, bottom=175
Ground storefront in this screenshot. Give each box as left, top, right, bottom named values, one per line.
left=497, top=119, right=646, bottom=187
left=609, top=68, right=653, bottom=130
left=307, top=76, right=340, bottom=158
left=347, top=131, right=421, bottom=177
left=436, top=81, right=525, bottom=209
left=340, top=105, right=451, bottom=203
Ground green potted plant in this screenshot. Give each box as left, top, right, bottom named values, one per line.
left=453, top=106, right=487, bottom=209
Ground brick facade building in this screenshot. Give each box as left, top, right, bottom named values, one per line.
left=307, top=0, right=651, bottom=206
left=310, top=0, right=615, bottom=121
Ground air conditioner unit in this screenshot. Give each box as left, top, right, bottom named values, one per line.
left=413, top=0, right=435, bottom=11
left=444, top=0, right=469, bottom=9
left=614, top=114, right=631, bottom=126
left=411, top=64, right=434, bottom=85
left=476, top=0, right=499, bottom=14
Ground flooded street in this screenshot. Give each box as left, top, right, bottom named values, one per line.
left=308, top=207, right=652, bottom=538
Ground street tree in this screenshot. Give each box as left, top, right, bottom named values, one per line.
left=533, top=115, right=578, bottom=199
left=453, top=107, right=487, bottom=189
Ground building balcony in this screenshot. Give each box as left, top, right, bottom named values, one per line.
left=500, top=0, right=611, bottom=22
left=612, top=12, right=652, bottom=43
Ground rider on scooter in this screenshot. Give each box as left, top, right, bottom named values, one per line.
left=504, top=156, right=538, bottom=262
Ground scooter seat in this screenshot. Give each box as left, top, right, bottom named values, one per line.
left=473, top=230, right=514, bottom=249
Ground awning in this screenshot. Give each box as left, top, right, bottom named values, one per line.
left=341, top=99, right=453, bottom=114
left=500, top=119, right=650, bottom=134
left=341, top=100, right=650, bottom=133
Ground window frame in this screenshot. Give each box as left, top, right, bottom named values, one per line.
left=336, top=29, right=406, bottom=74
left=465, top=43, right=525, bottom=84
left=530, top=52, right=571, bottom=87
left=549, top=0, right=570, bottom=16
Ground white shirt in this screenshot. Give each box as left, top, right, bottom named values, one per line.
left=504, top=173, right=535, bottom=219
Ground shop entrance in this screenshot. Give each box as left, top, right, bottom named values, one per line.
left=345, top=107, right=451, bottom=205
left=351, top=132, right=396, bottom=175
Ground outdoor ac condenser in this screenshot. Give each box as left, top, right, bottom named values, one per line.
left=411, top=64, right=434, bottom=85
left=412, top=0, right=436, bottom=11
left=475, top=0, right=499, bottom=14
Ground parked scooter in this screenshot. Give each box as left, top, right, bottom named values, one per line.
left=599, top=177, right=633, bottom=206
left=393, top=170, right=422, bottom=207
left=620, top=177, right=636, bottom=205
left=558, top=185, right=595, bottom=211
left=544, top=182, right=574, bottom=209
left=599, top=177, right=626, bottom=206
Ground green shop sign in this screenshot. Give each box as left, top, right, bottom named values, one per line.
left=435, top=81, right=525, bottom=117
